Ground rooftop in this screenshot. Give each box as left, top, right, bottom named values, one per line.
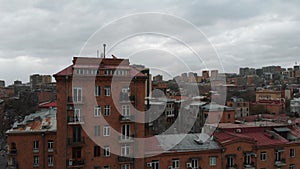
left=6, top=108, right=57, bottom=134
left=145, top=133, right=220, bottom=155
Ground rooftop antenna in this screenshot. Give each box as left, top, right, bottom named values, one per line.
left=103, top=44, right=106, bottom=58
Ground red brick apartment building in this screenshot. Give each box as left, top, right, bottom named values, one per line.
left=53, top=57, right=148, bottom=169
left=6, top=108, right=57, bottom=169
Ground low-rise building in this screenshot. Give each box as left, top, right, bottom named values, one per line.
left=6, top=108, right=57, bottom=169
left=227, top=97, right=250, bottom=118
left=291, top=98, right=300, bottom=116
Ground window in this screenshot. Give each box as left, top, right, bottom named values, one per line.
left=104, top=87, right=111, bottom=96
left=122, top=124, right=130, bottom=140
left=276, top=151, right=282, bottom=161
left=210, top=156, right=217, bottom=166
left=104, top=105, right=110, bottom=116
left=260, top=152, right=266, bottom=161
left=94, top=125, right=101, bottom=137
left=104, top=146, right=110, bottom=157
left=122, top=105, right=130, bottom=116
left=191, top=159, right=198, bottom=168
left=73, top=87, right=82, bottom=102
left=94, top=167, right=100, bottom=169
left=121, top=144, right=130, bottom=157
left=94, top=106, right=101, bottom=117
left=152, top=160, right=160, bottom=169
left=227, top=156, right=234, bottom=167
left=290, top=148, right=295, bottom=157
left=94, top=146, right=100, bottom=157
left=103, top=125, right=110, bottom=136
left=172, top=159, right=179, bottom=168
left=103, top=166, right=110, bottom=169
left=33, top=141, right=39, bottom=152
left=48, top=140, right=53, bottom=152
left=290, top=164, right=295, bottom=169
left=244, top=154, right=251, bottom=165
left=33, top=156, right=39, bottom=167
left=72, top=148, right=81, bottom=159
left=95, top=86, right=101, bottom=96
left=122, top=164, right=130, bottom=169
left=48, top=155, right=54, bottom=167
left=228, top=114, right=231, bottom=119
left=74, top=108, right=82, bottom=122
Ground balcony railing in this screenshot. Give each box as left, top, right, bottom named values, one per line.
left=244, top=162, right=255, bottom=169
left=67, top=96, right=85, bottom=104
left=67, top=116, right=85, bottom=124
left=67, top=159, right=85, bottom=167
left=68, top=137, right=85, bottom=146
left=275, top=158, right=286, bottom=166
left=118, top=156, right=134, bottom=163
left=119, top=115, right=135, bottom=122
left=119, top=135, right=135, bottom=143
left=226, top=164, right=237, bottom=169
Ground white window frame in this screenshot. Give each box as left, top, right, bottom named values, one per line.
left=94, top=125, right=101, bottom=137
left=48, top=155, right=54, bottom=166
left=104, top=105, right=110, bottom=116
left=121, top=144, right=130, bottom=157
left=261, top=152, right=266, bottom=161
left=121, top=164, right=130, bottom=169
left=104, top=87, right=111, bottom=96
left=33, top=156, right=39, bottom=166
left=290, top=148, right=295, bottom=157
left=191, top=159, right=198, bottom=168
left=74, top=108, right=82, bottom=122
left=122, top=105, right=130, bottom=116
left=210, top=156, right=217, bottom=166
left=172, top=159, right=179, bottom=168
left=94, top=106, right=101, bottom=117
left=33, top=140, right=39, bottom=151
left=95, top=86, right=101, bottom=96
left=104, top=146, right=110, bottom=157
left=73, top=87, right=82, bottom=103
left=48, top=140, right=53, bottom=152
left=103, top=125, right=110, bottom=136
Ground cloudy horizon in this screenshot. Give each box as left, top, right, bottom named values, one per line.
left=0, top=0, right=300, bottom=85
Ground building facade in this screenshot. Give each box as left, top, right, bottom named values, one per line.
left=54, top=57, right=148, bottom=169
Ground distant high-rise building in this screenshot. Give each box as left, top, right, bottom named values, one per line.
left=0, top=80, right=5, bottom=88
left=211, top=70, right=219, bottom=79
left=153, top=74, right=163, bottom=82
left=30, top=74, right=52, bottom=90
left=202, top=70, right=209, bottom=80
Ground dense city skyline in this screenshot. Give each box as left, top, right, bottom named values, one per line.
left=0, top=1, right=300, bottom=84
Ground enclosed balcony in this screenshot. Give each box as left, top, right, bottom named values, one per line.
left=67, top=159, right=85, bottom=168
left=68, top=137, right=85, bottom=146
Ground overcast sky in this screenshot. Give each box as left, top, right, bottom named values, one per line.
left=0, top=0, right=300, bottom=85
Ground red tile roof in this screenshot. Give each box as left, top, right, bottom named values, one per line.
left=39, top=101, right=57, bottom=108
left=214, top=127, right=289, bottom=146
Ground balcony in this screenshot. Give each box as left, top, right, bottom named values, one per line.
left=67, top=96, right=85, bottom=104
left=244, top=163, right=255, bottom=169
left=119, top=135, right=135, bottom=143
left=226, top=164, right=237, bottom=169
left=9, top=149, right=17, bottom=155
left=67, top=116, right=85, bottom=125
left=119, top=115, right=135, bottom=122
left=119, top=93, right=135, bottom=103
left=67, top=159, right=85, bottom=168
left=275, top=158, right=286, bottom=167
left=118, top=156, right=134, bottom=163
left=68, top=137, right=85, bottom=146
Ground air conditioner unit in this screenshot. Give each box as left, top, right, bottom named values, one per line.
left=147, top=162, right=152, bottom=167
left=186, top=162, right=192, bottom=168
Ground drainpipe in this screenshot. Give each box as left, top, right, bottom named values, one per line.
left=42, top=132, right=45, bottom=169
left=65, top=75, right=69, bottom=169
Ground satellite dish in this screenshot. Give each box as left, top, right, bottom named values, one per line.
left=288, top=120, right=292, bottom=125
